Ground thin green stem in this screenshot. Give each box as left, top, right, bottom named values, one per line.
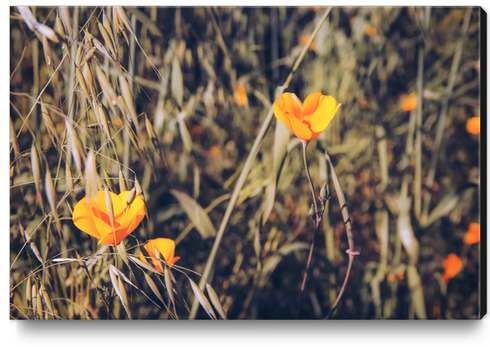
left=324, top=151, right=358, bottom=319
left=302, top=141, right=318, bottom=215
left=296, top=141, right=321, bottom=318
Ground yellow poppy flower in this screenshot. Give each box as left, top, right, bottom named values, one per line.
left=72, top=190, right=146, bottom=246
left=139, top=238, right=180, bottom=272
left=273, top=92, right=341, bottom=143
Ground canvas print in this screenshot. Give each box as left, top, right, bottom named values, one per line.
left=9, top=6, right=484, bottom=320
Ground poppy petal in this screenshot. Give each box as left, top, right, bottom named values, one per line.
left=168, top=256, right=180, bottom=268
left=303, top=95, right=340, bottom=133
left=302, top=92, right=322, bottom=116
left=274, top=97, right=296, bottom=135
left=289, top=114, right=312, bottom=141
left=92, top=213, right=116, bottom=244
left=153, top=238, right=176, bottom=261
left=281, top=93, right=303, bottom=120
left=115, top=191, right=131, bottom=218
left=73, top=196, right=100, bottom=239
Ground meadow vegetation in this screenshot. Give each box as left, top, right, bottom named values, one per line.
left=9, top=6, right=481, bottom=319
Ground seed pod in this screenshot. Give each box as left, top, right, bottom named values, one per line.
left=97, top=103, right=112, bottom=144
left=97, top=21, right=117, bottom=58
left=76, top=68, right=90, bottom=102
left=118, top=76, right=140, bottom=132
left=84, top=46, right=97, bottom=62
left=92, top=36, right=113, bottom=62
left=308, top=205, right=315, bottom=219
left=17, top=6, right=38, bottom=31
left=41, top=104, right=58, bottom=148
left=31, top=284, right=38, bottom=318
left=85, top=150, right=98, bottom=206
left=125, top=187, right=136, bottom=210
left=36, top=23, right=60, bottom=43
left=54, top=16, right=65, bottom=36
left=320, top=182, right=328, bottom=200
left=164, top=265, right=175, bottom=306
left=95, top=65, right=117, bottom=106
left=104, top=186, right=115, bottom=229
left=75, top=45, right=83, bottom=67
left=40, top=284, right=54, bottom=317
left=45, top=169, right=61, bottom=232
left=82, top=62, right=94, bottom=97
left=31, top=142, right=42, bottom=204
left=113, top=7, right=129, bottom=45
left=30, top=242, right=43, bottom=266
left=134, top=177, right=144, bottom=201
left=102, top=12, right=115, bottom=44
left=118, top=170, right=127, bottom=192
left=65, top=120, right=86, bottom=175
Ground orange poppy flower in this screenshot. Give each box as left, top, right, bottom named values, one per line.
left=139, top=238, right=180, bottom=272
left=442, top=253, right=462, bottom=284
left=402, top=92, right=416, bottom=112
left=233, top=84, right=248, bottom=106
left=464, top=223, right=480, bottom=245
left=73, top=191, right=146, bottom=246
left=466, top=117, right=480, bottom=135
left=273, top=92, right=341, bottom=143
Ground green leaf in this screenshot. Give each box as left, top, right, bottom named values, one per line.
left=206, top=283, right=227, bottom=319
left=127, top=255, right=161, bottom=275
left=144, top=273, right=166, bottom=307
left=188, top=277, right=216, bottom=320
left=422, top=184, right=477, bottom=228
left=164, top=266, right=175, bottom=306
left=177, top=112, right=193, bottom=153
left=170, top=189, right=217, bottom=239
left=407, top=265, right=427, bottom=319
left=171, top=55, right=183, bottom=108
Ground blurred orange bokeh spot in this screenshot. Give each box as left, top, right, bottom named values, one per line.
left=464, top=223, right=480, bottom=245
left=442, top=253, right=462, bottom=284
left=209, top=146, right=222, bottom=157
left=233, top=84, right=248, bottom=107
left=366, top=25, right=376, bottom=37
left=402, top=92, right=416, bottom=112
left=300, top=34, right=316, bottom=51
left=466, top=117, right=480, bottom=135
left=387, top=273, right=404, bottom=282
left=233, top=84, right=248, bottom=106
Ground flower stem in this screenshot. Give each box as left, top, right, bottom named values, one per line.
left=296, top=141, right=322, bottom=318
left=324, top=151, right=359, bottom=319
left=189, top=7, right=334, bottom=319
left=302, top=141, right=318, bottom=217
